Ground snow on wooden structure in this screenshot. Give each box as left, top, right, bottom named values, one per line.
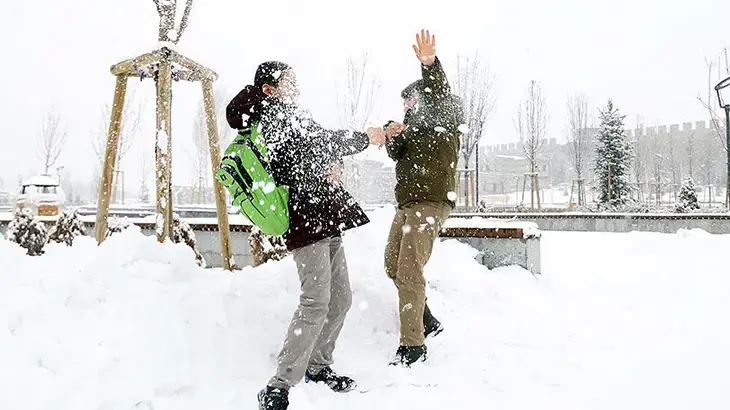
left=94, top=0, right=233, bottom=270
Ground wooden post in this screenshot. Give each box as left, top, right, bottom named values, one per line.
left=155, top=59, right=173, bottom=242
left=202, top=79, right=234, bottom=271
left=470, top=171, right=476, bottom=208
left=95, top=75, right=128, bottom=244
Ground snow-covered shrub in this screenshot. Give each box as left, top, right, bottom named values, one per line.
left=6, top=209, right=47, bottom=256
left=171, top=213, right=205, bottom=267
left=249, top=226, right=288, bottom=266
left=47, top=208, right=87, bottom=246
left=105, top=216, right=131, bottom=238
left=676, top=177, right=700, bottom=213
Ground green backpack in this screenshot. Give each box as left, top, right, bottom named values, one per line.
left=216, top=122, right=290, bottom=236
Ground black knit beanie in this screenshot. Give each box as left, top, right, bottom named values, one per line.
left=254, top=61, right=292, bottom=88
left=401, top=79, right=424, bottom=99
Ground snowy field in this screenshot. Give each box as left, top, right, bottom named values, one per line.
left=1, top=207, right=729, bottom=410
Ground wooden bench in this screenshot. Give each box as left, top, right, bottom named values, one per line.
left=440, top=217, right=542, bottom=275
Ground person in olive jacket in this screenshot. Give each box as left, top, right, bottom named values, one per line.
left=382, top=30, right=464, bottom=366
left=226, top=61, right=386, bottom=410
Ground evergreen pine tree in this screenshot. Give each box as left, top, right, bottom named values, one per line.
left=676, top=176, right=700, bottom=212
left=47, top=208, right=87, bottom=246
left=592, top=99, right=634, bottom=207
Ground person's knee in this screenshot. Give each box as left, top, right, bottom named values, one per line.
left=299, top=289, right=331, bottom=319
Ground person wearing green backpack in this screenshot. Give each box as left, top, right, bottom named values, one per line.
left=224, top=61, right=386, bottom=410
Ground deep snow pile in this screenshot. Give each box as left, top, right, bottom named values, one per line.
left=1, top=208, right=729, bottom=410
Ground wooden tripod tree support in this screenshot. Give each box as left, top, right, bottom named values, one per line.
left=520, top=172, right=542, bottom=211
left=93, top=45, right=234, bottom=271
left=569, top=178, right=586, bottom=208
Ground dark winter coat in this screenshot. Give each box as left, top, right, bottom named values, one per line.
left=226, top=89, right=370, bottom=251
left=386, top=57, right=464, bottom=209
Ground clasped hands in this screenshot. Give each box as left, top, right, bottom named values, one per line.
left=366, top=122, right=405, bottom=146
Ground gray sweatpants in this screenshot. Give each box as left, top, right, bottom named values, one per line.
left=268, top=236, right=353, bottom=389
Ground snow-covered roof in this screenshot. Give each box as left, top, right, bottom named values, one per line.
left=22, top=175, right=59, bottom=187
left=495, top=155, right=526, bottom=160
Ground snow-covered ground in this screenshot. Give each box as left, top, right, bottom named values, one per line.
left=1, top=207, right=729, bottom=410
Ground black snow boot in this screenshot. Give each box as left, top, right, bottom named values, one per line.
left=305, top=366, right=357, bottom=392
left=389, top=345, right=427, bottom=367
left=423, top=304, right=444, bottom=339
left=257, top=386, right=289, bottom=410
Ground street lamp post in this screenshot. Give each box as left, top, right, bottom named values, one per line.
left=715, top=76, right=730, bottom=208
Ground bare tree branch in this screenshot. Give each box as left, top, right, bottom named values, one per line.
left=38, top=109, right=68, bottom=174
left=455, top=53, right=496, bottom=168
left=337, top=52, right=382, bottom=130
left=697, top=56, right=729, bottom=152
left=92, top=90, right=145, bottom=168
left=514, top=80, right=549, bottom=173
left=566, top=93, right=589, bottom=180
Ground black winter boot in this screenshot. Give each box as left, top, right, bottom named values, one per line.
left=305, top=366, right=357, bottom=392
left=257, top=386, right=289, bottom=410
left=424, top=303, right=444, bottom=339
left=389, top=345, right=427, bottom=367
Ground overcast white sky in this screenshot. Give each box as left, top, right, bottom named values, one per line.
left=0, top=0, right=728, bottom=191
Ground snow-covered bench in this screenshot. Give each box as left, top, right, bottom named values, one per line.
left=440, top=217, right=541, bottom=275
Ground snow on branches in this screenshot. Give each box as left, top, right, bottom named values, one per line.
left=6, top=209, right=47, bottom=256
left=47, top=208, right=87, bottom=246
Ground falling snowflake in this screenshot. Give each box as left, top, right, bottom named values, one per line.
left=458, top=124, right=469, bottom=133
left=447, top=191, right=458, bottom=201
left=434, top=126, right=446, bottom=133
left=358, top=300, right=369, bottom=311
left=263, top=182, right=276, bottom=194
left=402, top=224, right=412, bottom=234
left=426, top=216, right=436, bottom=225
left=294, top=328, right=302, bottom=336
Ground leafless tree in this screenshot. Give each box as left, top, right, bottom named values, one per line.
left=697, top=52, right=729, bottom=152
left=632, top=123, right=649, bottom=202
left=666, top=133, right=681, bottom=201
left=454, top=53, right=496, bottom=169
left=139, top=153, right=152, bottom=203
left=153, top=0, right=194, bottom=43
left=336, top=52, right=381, bottom=131
left=686, top=130, right=696, bottom=179
left=92, top=93, right=144, bottom=203
left=514, top=80, right=549, bottom=209
left=566, top=93, right=590, bottom=179
left=38, top=108, right=68, bottom=174
left=515, top=80, right=549, bottom=173
left=189, top=105, right=210, bottom=204
left=650, top=132, right=665, bottom=205
left=185, top=86, right=230, bottom=204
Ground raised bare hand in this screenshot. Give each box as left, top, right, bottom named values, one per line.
left=413, top=29, right=436, bottom=66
